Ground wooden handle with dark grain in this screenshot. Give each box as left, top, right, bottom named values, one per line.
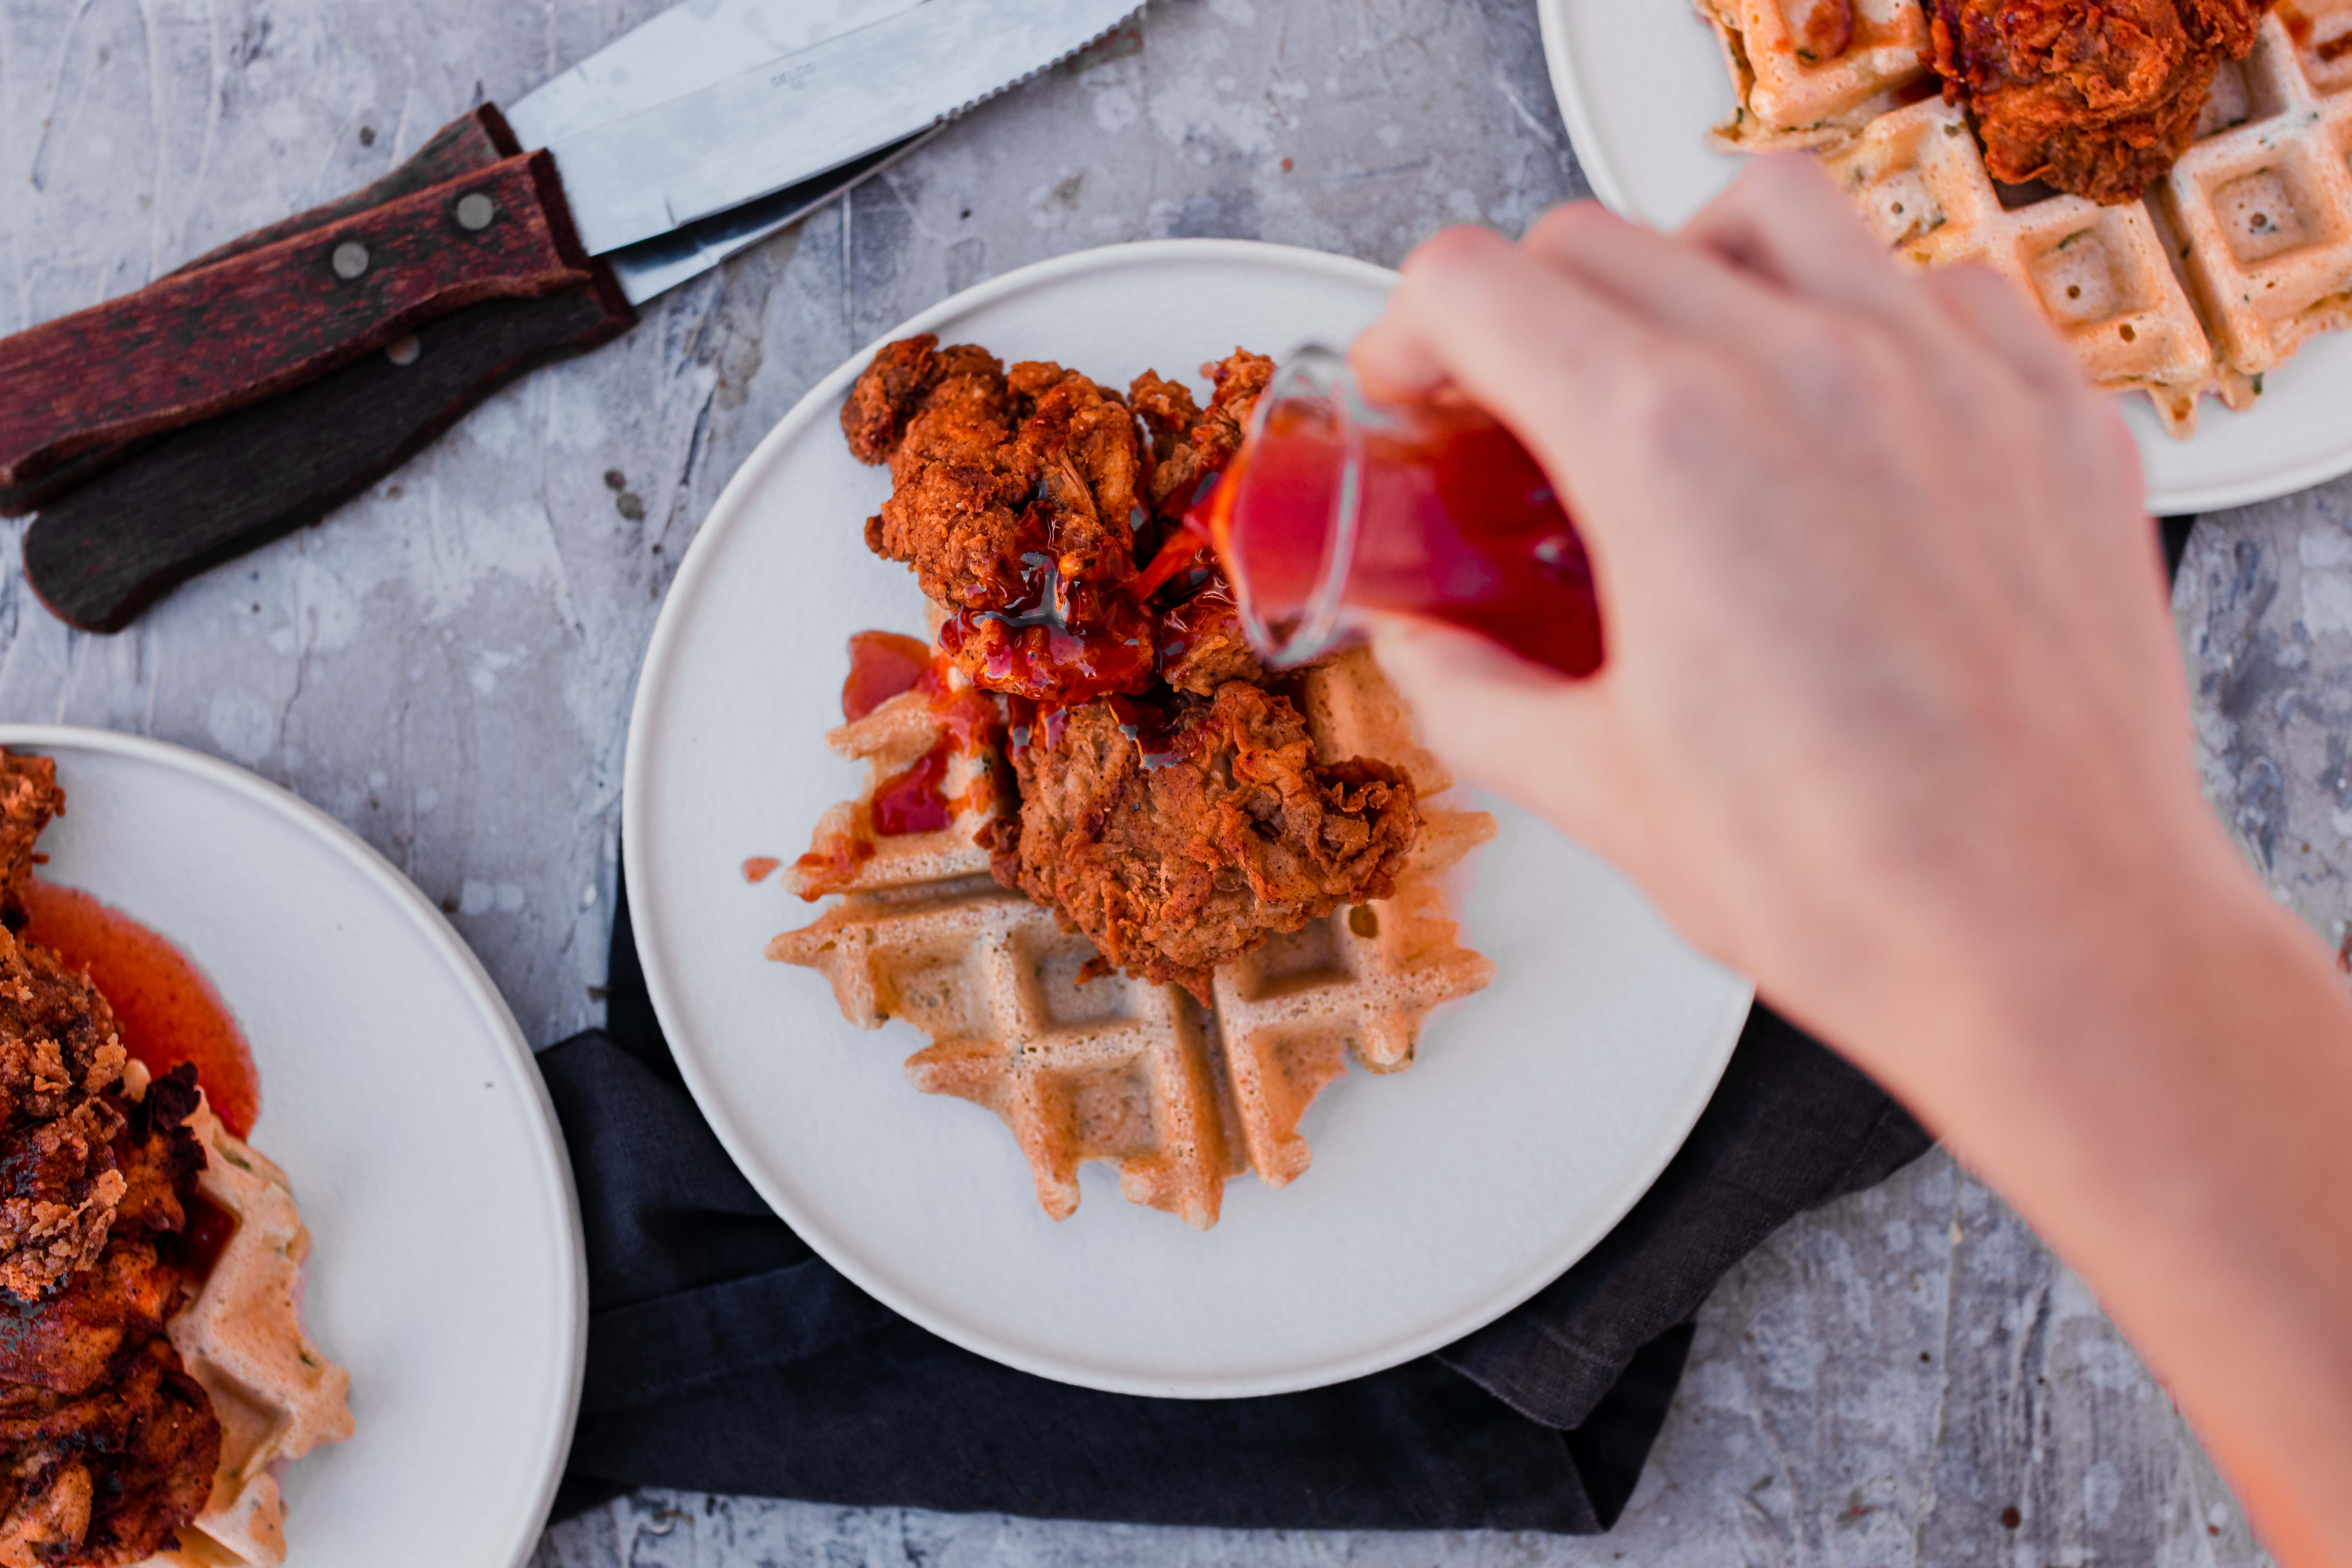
left=0, top=132, right=597, bottom=490
left=0, top=107, right=538, bottom=515
left=22, top=280, right=633, bottom=631
left=10, top=105, right=636, bottom=631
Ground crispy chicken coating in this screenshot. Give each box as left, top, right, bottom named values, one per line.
left=844, top=335, right=1148, bottom=621
left=989, top=681, right=1419, bottom=998
left=1156, top=577, right=1267, bottom=695
left=848, top=337, right=1032, bottom=613
left=0, top=935, right=132, bottom=1305
left=1927, top=0, right=2272, bottom=202
left=0, top=754, right=219, bottom=1568
left=0, top=755, right=138, bottom=1309
left=0, top=1335, right=220, bottom=1568
left=0, top=759, right=62, bottom=931
left=0, top=1234, right=183, bottom=1398
left=1131, top=349, right=1275, bottom=517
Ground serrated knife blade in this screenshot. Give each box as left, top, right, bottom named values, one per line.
left=0, top=0, right=1147, bottom=632
left=505, top=0, right=933, bottom=149
left=526, top=0, right=1140, bottom=260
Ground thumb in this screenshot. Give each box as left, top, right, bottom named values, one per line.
left=1361, top=613, right=1629, bottom=846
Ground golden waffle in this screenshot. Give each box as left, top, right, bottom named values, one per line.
left=2155, top=7, right=2352, bottom=394
left=1706, top=7, right=2352, bottom=433
left=1819, top=96, right=2218, bottom=433
left=136, top=1083, right=353, bottom=1568
left=1695, top=0, right=1931, bottom=150
left=768, top=649, right=1497, bottom=1229
left=783, top=681, right=1004, bottom=900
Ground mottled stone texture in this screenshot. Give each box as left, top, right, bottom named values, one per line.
left=0, top=0, right=2311, bottom=1561
left=2182, top=488, right=2352, bottom=967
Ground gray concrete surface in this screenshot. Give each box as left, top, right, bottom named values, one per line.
left=3, top=0, right=2330, bottom=1561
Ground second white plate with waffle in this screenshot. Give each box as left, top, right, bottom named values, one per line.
left=0, top=726, right=584, bottom=1568
left=1537, top=0, right=2352, bottom=513
left=623, top=239, right=1752, bottom=1398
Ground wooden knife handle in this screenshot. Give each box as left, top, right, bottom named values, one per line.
left=22, top=280, right=633, bottom=632
left=11, top=103, right=635, bottom=631
left=0, top=107, right=538, bottom=515
left=0, top=131, right=597, bottom=489
left=175, top=107, right=528, bottom=272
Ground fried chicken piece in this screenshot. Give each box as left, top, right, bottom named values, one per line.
left=846, top=338, right=1160, bottom=701
left=0, top=927, right=132, bottom=1307
left=1127, top=370, right=1203, bottom=463
left=1156, top=576, right=1267, bottom=695
left=1927, top=0, right=2272, bottom=203
left=0, top=1238, right=183, bottom=1399
left=990, top=681, right=1419, bottom=998
left=840, top=335, right=1006, bottom=466
left=0, top=759, right=221, bottom=1567
left=926, top=359, right=1161, bottom=701
left=0, top=1068, right=201, bottom=1399
left=0, top=759, right=61, bottom=930
left=0, top=757, right=202, bottom=1318
left=1131, top=349, right=1275, bottom=517
left=846, top=339, right=1153, bottom=683
left=935, top=592, right=1160, bottom=704
left=849, top=337, right=1037, bottom=613
left=103, top=1068, right=202, bottom=1247
left=0, top=1336, right=220, bottom=1568
left=0, top=1068, right=213, bottom=1565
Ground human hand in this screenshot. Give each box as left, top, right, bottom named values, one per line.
left=1351, top=157, right=2352, bottom=1567
left=1350, top=155, right=2229, bottom=1070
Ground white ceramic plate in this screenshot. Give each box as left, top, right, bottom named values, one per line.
left=0, top=727, right=584, bottom=1568
left=1535, top=0, right=2352, bottom=513
left=623, top=239, right=1752, bottom=1399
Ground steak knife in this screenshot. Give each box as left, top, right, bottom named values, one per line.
left=0, top=0, right=1139, bottom=631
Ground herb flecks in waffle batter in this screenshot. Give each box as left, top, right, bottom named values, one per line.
left=1697, top=0, right=1935, bottom=150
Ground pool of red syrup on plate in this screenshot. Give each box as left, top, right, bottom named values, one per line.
left=794, top=631, right=1016, bottom=894
left=18, top=881, right=260, bottom=1138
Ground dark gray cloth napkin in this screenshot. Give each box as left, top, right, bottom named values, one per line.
left=539, top=869, right=1931, bottom=1532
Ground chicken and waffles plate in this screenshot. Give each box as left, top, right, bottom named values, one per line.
left=0, top=727, right=583, bottom=1568
left=622, top=239, right=1753, bottom=1399
left=1537, top=0, right=2352, bottom=512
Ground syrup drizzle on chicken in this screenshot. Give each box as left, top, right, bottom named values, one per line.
left=840, top=338, right=1421, bottom=996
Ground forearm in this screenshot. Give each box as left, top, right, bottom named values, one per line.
left=1352, top=165, right=2352, bottom=1559
left=1843, top=841, right=2352, bottom=1565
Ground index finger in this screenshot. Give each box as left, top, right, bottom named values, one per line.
left=1682, top=154, right=1949, bottom=340
left=1348, top=224, right=1662, bottom=459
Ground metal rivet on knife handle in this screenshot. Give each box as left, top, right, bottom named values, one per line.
left=456, top=192, right=497, bottom=231
left=384, top=333, right=422, bottom=367
left=0, top=136, right=606, bottom=513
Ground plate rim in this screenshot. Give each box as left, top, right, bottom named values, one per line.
left=623, top=235, right=1753, bottom=1399
left=0, top=722, right=587, bottom=1568
left=1532, top=0, right=2352, bottom=515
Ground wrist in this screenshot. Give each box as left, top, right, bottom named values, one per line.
left=1791, top=791, right=2288, bottom=1111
